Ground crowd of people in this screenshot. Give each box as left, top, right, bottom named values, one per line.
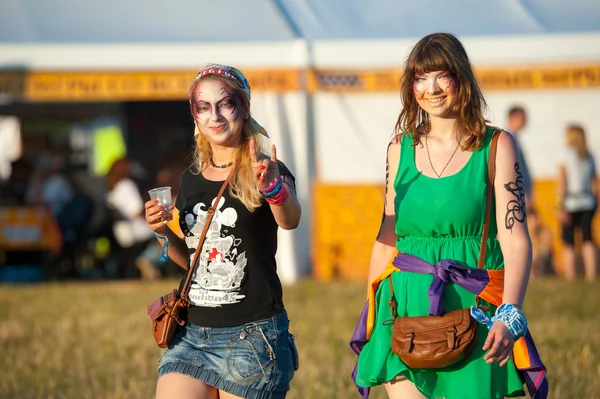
left=0, top=137, right=187, bottom=280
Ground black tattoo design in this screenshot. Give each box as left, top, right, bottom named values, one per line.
left=376, top=142, right=393, bottom=239
left=504, top=162, right=527, bottom=231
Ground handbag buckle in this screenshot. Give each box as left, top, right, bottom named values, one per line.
left=446, top=327, right=456, bottom=349
left=404, top=332, right=415, bottom=353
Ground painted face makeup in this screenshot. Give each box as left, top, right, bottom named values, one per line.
left=194, top=79, right=244, bottom=146
left=413, top=71, right=459, bottom=118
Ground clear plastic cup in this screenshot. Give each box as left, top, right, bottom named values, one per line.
left=148, top=186, right=173, bottom=221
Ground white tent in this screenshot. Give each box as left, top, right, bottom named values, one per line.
left=1, top=0, right=599, bottom=281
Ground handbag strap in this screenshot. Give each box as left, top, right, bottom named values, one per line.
left=180, top=168, right=235, bottom=300
left=388, top=129, right=501, bottom=316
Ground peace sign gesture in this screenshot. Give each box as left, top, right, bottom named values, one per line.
left=250, top=137, right=280, bottom=190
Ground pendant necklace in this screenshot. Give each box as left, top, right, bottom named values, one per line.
left=425, top=135, right=460, bottom=178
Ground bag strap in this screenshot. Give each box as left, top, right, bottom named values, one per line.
left=388, top=129, right=501, bottom=317
left=179, top=168, right=235, bottom=300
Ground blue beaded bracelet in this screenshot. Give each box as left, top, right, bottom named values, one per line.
left=470, top=303, right=528, bottom=341
left=154, top=232, right=169, bottom=263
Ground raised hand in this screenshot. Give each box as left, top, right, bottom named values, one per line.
left=250, top=137, right=280, bottom=190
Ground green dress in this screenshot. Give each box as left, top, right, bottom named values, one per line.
left=356, top=128, right=524, bottom=399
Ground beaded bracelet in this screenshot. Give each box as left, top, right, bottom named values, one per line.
left=154, top=232, right=169, bottom=262
left=470, top=303, right=528, bottom=341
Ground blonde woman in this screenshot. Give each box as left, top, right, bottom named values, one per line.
left=144, top=64, right=301, bottom=399
left=557, top=124, right=598, bottom=282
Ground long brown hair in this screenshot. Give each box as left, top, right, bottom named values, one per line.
left=396, top=32, right=489, bottom=151
left=189, top=75, right=265, bottom=212
left=566, top=124, right=590, bottom=159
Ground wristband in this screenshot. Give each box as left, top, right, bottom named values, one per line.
left=259, top=176, right=281, bottom=194
left=265, top=184, right=289, bottom=206
left=470, top=303, right=528, bottom=341
left=154, top=232, right=169, bottom=262
left=260, top=177, right=284, bottom=198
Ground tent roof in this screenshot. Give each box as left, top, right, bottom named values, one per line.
left=1, top=0, right=599, bottom=43
left=280, top=0, right=600, bottom=40
left=0, top=0, right=296, bottom=43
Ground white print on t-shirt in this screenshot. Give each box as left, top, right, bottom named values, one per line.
left=183, top=196, right=246, bottom=307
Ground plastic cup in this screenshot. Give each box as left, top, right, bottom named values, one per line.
left=148, top=186, right=173, bottom=221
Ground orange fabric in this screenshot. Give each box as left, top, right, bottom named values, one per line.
left=512, top=337, right=531, bottom=369
left=478, top=269, right=505, bottom=306
left=166, top=207, right=184, bottom=239
left=366, top=253, right=398, bottom=339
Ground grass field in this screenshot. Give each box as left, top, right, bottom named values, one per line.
left=1, top=278, right=599, bottom=399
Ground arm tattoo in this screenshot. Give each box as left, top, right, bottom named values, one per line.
left=504, top=162, right=527, bottom=231
left=376, top=142, right=393, bottom=239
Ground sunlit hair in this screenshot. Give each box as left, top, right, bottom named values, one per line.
left=396, top=32, right=489, bottom=151
left=189, top=75, right=265, bottom=212
left=566, top=124, right=590, bottom=159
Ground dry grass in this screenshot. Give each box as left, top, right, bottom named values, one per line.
left=0, top=278, right=598, bottom=399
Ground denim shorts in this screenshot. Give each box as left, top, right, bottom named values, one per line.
left=158, top=310, right=299, bottom=399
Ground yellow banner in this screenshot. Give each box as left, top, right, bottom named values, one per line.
left=0, top=65, right=598, bottom=100
left=311, top=65, right=600, bottom=92
left=0, top=70, right=301, bottom=101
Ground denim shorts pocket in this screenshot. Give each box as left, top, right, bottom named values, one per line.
left=288, top=333, right=299, bottom=371
left=158, top=347, right=170, bottom=364
left=227, top=324, right=277, bottom=383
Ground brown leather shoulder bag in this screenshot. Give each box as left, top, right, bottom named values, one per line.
left=388, top=130, right=500, bottom=369
left=147, top=169, right=234, bottom=348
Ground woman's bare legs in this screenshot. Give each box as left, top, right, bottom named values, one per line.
left=156, top=373, right=219, bottom=399
left=562, top=244, right=576, bottom=281
left=384, top=375, right=427, bottom=399
left=219, top=391, right=245, bottom=399
left=582, top=241, right=598, bottom=281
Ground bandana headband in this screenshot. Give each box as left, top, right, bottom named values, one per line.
left=192, top=63, right=269, bottom=138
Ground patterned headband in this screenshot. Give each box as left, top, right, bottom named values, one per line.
left=193, top=63, right=251, bottom=101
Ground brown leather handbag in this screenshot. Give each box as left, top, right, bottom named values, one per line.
left=147, top=170, right=233, bottom=348
left=388, top=130, right=500, bottom=369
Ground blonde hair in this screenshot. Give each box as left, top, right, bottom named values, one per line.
left=396, top=32, right=489, bottom=151
left=566, top=124, right=590, bottom=159
left=189, top=75, right=265, bottom=212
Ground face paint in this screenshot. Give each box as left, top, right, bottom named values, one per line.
left=195, top=88, right=238, bottom=121
left=190, top=63, right=270, bottom=138
left=413, top=71, right=459, bottom=118
left=193, top=80, right=245, bottom=146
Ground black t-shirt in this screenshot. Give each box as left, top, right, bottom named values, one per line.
left=175, top=162, right=294, bottom=327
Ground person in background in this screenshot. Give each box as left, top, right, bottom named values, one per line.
left=507, top=106, right=533, bottom=210
left=557, top=124, right=598, bottom=282
left=527, top=207, right=555, bottom=278
left=0, top=116, right=22, bottom=186
left=25, top=151, right=74, bottom=217
left=106, top=157, right=156, bottom=279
